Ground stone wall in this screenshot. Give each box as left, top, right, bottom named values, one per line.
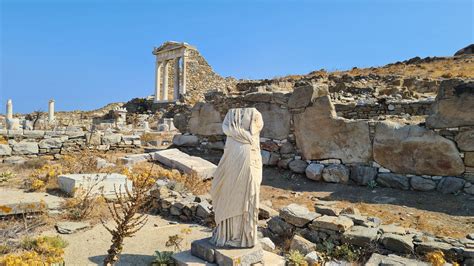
left=149, top=181, right=474, bottom=264
left=173, top=79, right=474, bottom=195
left=0, top=129, right=143, bottom=162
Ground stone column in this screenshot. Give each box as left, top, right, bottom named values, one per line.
left=48, top=99, right=55, bottom=122
left=162, top=60, right=169, bottom=101
left=181, top=56, right=187, bottom=95
left=6, top=99, right=12, bottom=120
left=173, top=58, right=180, bottom=101
left=154, top=61, right=162, bottom=103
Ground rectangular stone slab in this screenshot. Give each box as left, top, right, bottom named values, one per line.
left=151, top=149, right=217, bottom=180
left=172, top=251, right=217, bottom=266
left=57, top=173, right=132, bottom=196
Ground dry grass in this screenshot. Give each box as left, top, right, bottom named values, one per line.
left=337, top=56, right=474, bottom=79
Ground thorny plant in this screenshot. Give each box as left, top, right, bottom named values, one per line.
left=101, top=166, right=156, bottom=266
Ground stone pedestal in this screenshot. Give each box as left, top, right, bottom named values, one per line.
left=173, top=237, right=284, bottom=266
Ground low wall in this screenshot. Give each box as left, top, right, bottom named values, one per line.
left=0, top=129, right=143, bottom=161
left=173, top=79, right=474, bottom=195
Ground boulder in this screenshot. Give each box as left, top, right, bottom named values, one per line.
left=288, top=84, right=328, bottom=109
left=349, top=165, right=377, bottom=185
left=305, top=163, right=324, bottom=181
left=259, top=205, right=278, bottom=220
left=455, top=129, right=474, bottom=151
left=38, top=138, right=63, bottom=149
left=102, top=133, right=122, bottom=145
left=261, top=150, right=279, bottom=166
left=304, top=251, right=322, bottom=265
left=322, top=164, right=350, bottom=183
left=255, top=103, right=291, bottom=140
left=280, top=142, right=294, bottom=154
left=259, top=237, right=275, bottom=252
left=373, top=121, right=464, bottom=176
left=380, top=233, right=414, bottom=254
left=466, top=152, right=474, bottom=167
left=188, top=103, right=223, bottom=136
left=376, top=173, right=410, bottom=190
left=315, top=205, right=341, bottom=216
left=342, top=226, right=379, bottom=247
left=172, top=135, right=199, bottom=146
left=267, top=216, right=294, bottom=237
left=288, top=159, right=308, bottom=174
left=410, top=176, right=437, bottom=191
left=244, top=92, right=273, bottom=102
left=309, top=215, right=354, bottom=232
left=12, top=141, right=38, bottom=155
left=294, top=96, right=372, bottom=163
left=0, top=144, right=12, bottom=156
left=289, top=235, right=316, bottom=255
left=196, top=201, right=213, bottom=220
left=437, top=176, right=465, bottom=194
left=426, top=80, right=474, bottom=128
left=279, top=204, right=320, bottom=227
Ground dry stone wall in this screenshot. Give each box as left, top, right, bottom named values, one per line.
left=173, top=79, right=474, bottom=195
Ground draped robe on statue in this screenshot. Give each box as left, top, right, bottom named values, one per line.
left=210, top=108, right=264, bottom=248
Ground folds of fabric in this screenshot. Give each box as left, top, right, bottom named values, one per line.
left=210, top=108, right=264, bottom=248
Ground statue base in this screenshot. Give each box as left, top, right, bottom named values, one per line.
left=172, top=237, right=285, bottom=266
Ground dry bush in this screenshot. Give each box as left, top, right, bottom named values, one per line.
left=140, top=132, right=155, bottom=144
left=102, top=167, right=156, bottom=265
left=61, top=176, right=109, bottom=222
left=0, top=136, right=7, bottom=145
left=60, top=150, right=100, bottom=174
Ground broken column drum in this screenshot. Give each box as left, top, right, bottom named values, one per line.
left=152, top=41, right=192, bottom=103
left=210, top=108, right=264, bottom=248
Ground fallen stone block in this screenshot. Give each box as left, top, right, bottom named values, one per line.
left=342, top=226, right=379, bottom=247
left=56, top=221, right=90, bottom=234
left=309, top=215, right=354, bottom=232
left=57, top=173, right=132, bottom=197
left=280, top=203, right=320, bottom=227
left=151, top=149, right=217, bottom=180
left=290, top=235, right=316, bottom=255
left=380, top=233, right=414, bottom=254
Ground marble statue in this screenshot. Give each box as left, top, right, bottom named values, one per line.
left=210, top=107, right=264, bottom=248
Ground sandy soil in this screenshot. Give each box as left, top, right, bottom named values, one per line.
left=42, top=216, right=211, bottom=266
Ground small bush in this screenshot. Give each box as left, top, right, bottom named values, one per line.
left=152, top=250, right=175, bottom=266
left=2, top=236, right=68, bottom=265
left=0, top=171, right=15, bottom=183
left=286, top=250, right=308, bottom=266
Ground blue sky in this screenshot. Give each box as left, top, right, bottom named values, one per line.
left=1, top=0, right=472, bottom=113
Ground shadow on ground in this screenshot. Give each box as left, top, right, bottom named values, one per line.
left=261, top=167, right=474, bottom=217
left=89, top=254, right=156, bottom=265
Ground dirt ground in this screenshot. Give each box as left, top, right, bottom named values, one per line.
left=260, top=167, right=474, bottom=239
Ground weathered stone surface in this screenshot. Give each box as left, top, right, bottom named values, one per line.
left=173, top=135, right=199, bottom=146
left=289, top=235, right=316, bottom=255
left=280, top=204, right=320, bottom=227
left=379, top=224, right=406, bottom=235
left=243, top=92, right=273, bottom=102
left=322, top=164, right=350, bottom=183
left=261, top=150, right=279, bottom=166
left=280, top=142, right=294, bottom=154
left=366, top=253, right=430, bottom=266
left=58, top=173, right=132, bottom=197
left=410, top=176, right=436, bottom=191
left=294, top=96, right=372, bottom=163
left=437, top=176, right=466, bottom=194
left=304, top=251, right=322, bottom=265
left=288, top=159, right=308, bottom=174
left=415, top=237, right=454, bottom=254
left=373, top=121, right=464, bottom=176
left=455, top=129, right=474, bottom=151
left=3, top=156, right=26, bottom=165
left=381, top=233, right=414, bottom=254
left=86, top=132, right=102, bottom=145
left=0, top=144, right=12, bottom=156
left=376, top=173, right=410, bottom=190
left=288, top=84, right=328, bottom=109
left=259, top=205, right=278, bottom=220
left=214, top=244, right=263, bottom=266
left=102, top=133, right=122, bottom=145
left=56, top=221, right=90, bottom=234
left=189, top=103, right=223, bottom=136
left=426, top=79, right=474, bottom=128
left=342, top=226, right=379, bottom=247
left=152, top=149, right=217, bottom=180
left=259, top=237, right=275, bottom=252
left=305, top=163, right=324, bottom=181
left=349, top=165, right=377, bottom=185
left=172, top=250, right=216, bottom=266
left=465, top=152, right=474, bottom=167
left=38, top=138, right=63, bottom=149
left=12, top=141, right=39, bottom=155
left=255, top=103, right=291, bottom=140
left=196, top=201, right=213, bottom=220
left=309, top=215, right=354, bottom=232
left=315, top=206, right=342, bottom=216
left=267, top=216, right=294, bottom=237
left=191, top=238, right=216, bottom=263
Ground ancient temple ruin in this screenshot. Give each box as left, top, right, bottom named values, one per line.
left=152, top=41, right=235, bottom=104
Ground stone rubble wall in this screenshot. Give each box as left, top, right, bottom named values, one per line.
left=150, top=182, right=474, bottom=264
left=173, top=79, right=474, bottom=195
left=0, top=129, right=143, bottom=161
